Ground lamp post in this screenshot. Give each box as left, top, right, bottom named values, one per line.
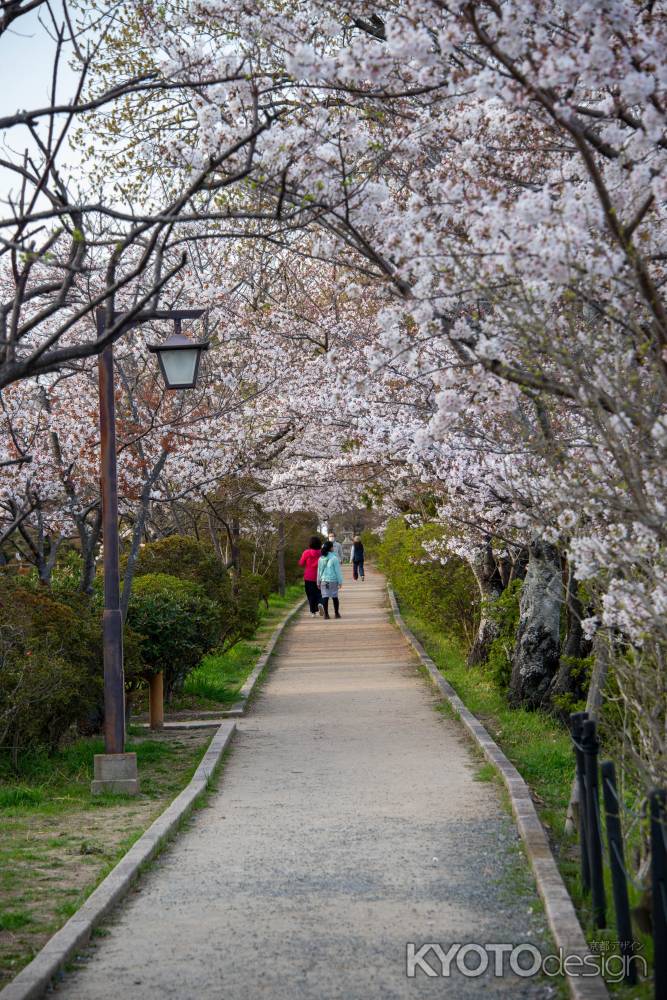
left=91, top=308, right=209, bottom=795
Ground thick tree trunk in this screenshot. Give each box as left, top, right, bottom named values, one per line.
left=467, top=539, right=504, bottom=666
left=509, top=539, right=563, bottom=708
left=277, top=519, right=286, bottom=597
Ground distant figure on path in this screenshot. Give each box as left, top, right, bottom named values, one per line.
left=317, top=539, right=343, bottom=619
left=328, top=531, right=344, bottom=564
left=351, top=536, right=365, bottom=581
left=299, top=536, right=323, bottom=616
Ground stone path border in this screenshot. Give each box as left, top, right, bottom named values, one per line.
left=387, top=586, right=609, bottom=1000
left=0, top=721, right=236, bottom=1000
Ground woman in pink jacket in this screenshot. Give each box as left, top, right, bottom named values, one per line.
left=298, top=536, right=323, bottom=616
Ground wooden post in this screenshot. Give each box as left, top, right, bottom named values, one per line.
left=148, top=672, right=164, bottom=730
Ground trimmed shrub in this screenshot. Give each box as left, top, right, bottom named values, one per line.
left=126, top=573, right=219, bottom=697
left=132, top=535, right=291, bottom=647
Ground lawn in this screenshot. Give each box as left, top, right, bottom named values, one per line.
left=0, top=729, right=212, bottom=988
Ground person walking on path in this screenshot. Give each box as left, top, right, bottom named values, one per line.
left=351, top=535, right=365, bottom=581
left=299, top=535, right=323, bottom=616
left=328, top=531, right=344, bottom=564
left=317, top=539, right=343, bottom=619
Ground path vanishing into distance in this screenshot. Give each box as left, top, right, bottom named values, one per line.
left=59, top=566, right=552, bottom=999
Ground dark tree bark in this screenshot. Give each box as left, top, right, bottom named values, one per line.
left=509, top=539, right=563, bottom=708
left=120, top=449, right=168, bottom=622
left=231, top=519, right=241, bottom=571
left=467, top=539, right=504, bottom=666
left=277, top=519, right=286, bottom=597
left=549, top=561, right=592, bottom=706
left=14, top=503, right=64, bottom=585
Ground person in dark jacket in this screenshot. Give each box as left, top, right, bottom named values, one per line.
left=351, top=536, right=365, bottom=581
left=299, top=536, right=323, bottom=615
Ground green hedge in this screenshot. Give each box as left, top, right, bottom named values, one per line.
left=375, top=518, right=479, bottom=648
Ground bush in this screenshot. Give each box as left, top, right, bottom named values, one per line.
left=132, top=535, right=247, bottom=643
left=132, top=535, right=231, bottom=604
left=126, top=573, right=219, bottom=697
left=132, top=535, right=294, bottom=648
left=0, top=578, right=106, bottom=761
left=376, top=518, right=479, bottom=647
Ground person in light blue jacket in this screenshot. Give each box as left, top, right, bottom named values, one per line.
left=317, top=540, right=344, bottom=619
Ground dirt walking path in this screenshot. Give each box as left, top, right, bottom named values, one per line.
left=58, top=566, right=551, bottom=999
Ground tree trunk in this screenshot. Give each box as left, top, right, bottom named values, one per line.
left=148, top=672, right=164, bottom=730
left=549, top=562, right=592, bottom=705
left=78, top=507, right=102, bottom=594
left=230, top=517, right=241, bottom=594
left=120, top=450, right=168, bottom=622
left=277, top=519, right=286, bottom=597
left=466, top=539, right=504, bottom=666
left=509, top=539, right=562, bottom=709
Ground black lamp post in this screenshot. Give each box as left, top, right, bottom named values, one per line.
left=92, top=308, right=208, bottom=794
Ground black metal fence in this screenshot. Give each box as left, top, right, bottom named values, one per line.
left=569, top=711, right=667, bottom=994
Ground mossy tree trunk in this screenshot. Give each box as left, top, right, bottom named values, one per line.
left=549, top=562, right=592, bottom=706
left=467, top=539, right=505, bottom=666
left=509, top=539, right=563, bottom=708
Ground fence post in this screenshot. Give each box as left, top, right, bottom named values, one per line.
left=600, top=761, right=636, bottom=985
left=581, top=718, right=606, bottom=928
left=650, top=789, right=667, bottom=1000
left=570, top=711, right=591, bottom=893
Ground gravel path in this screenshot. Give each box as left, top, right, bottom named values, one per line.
left=58, top=566, right=552, bottom=999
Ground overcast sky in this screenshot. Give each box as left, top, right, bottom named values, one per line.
left=0, top=3, right=81, bottom=201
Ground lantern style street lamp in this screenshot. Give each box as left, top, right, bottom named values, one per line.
left=147, top=319, right=210, bottom=389
left=92, top=308, right=206, bottom=795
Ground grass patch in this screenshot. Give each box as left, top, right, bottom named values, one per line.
left=0, top=912, right=33, bottom=932
left=474, top=762, right=497, bottom=783
left=0, top=729, right=213, bottom=988
left=0, top=737, right=177, bottom=796
left=0, top=787, right=44, bottom=808
left=184, top=642, right=262, bottom=703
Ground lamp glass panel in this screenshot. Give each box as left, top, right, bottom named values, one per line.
left=161, top=348, right=198, bottom=387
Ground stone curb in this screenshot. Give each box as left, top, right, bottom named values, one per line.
left=387, top=586, right=609, bottom=1000
left=0, top=721, right=236, bottom=1000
